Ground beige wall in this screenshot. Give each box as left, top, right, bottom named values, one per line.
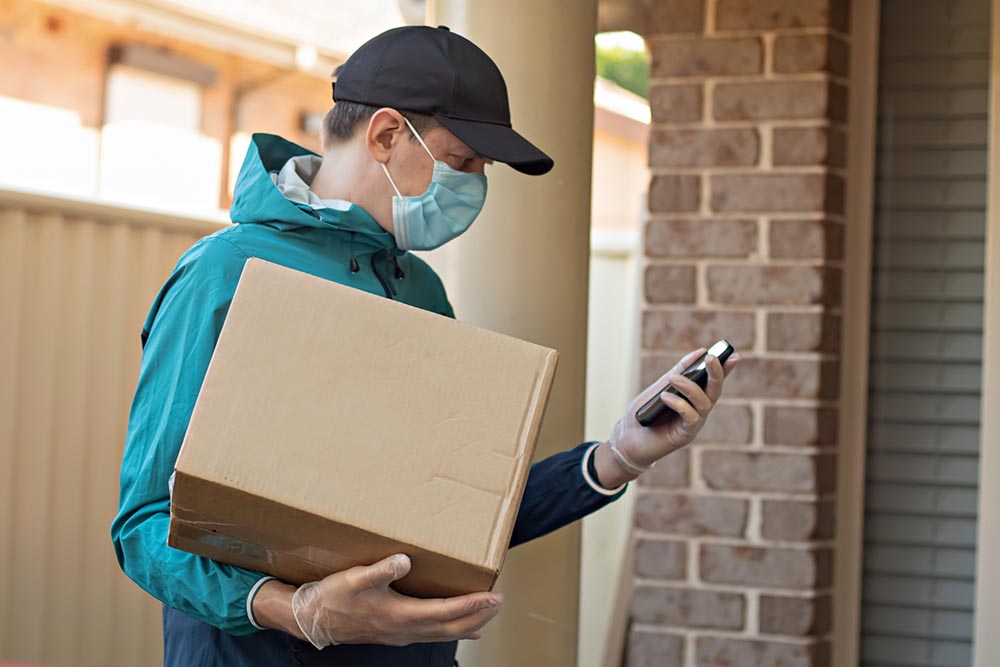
left=0, top=187, right=222, bottom=666
left=578, top=80, right=649, bottom=667
left=579, top=235, right=642, bottom=667
left=591, top=128, right=649, bottom=233
left=591, top=78, right=651, bottom=234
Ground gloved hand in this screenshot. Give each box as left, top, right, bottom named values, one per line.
left=604, top=347, right=740, bottom=478
left=291, top=553, right=502, bottom=649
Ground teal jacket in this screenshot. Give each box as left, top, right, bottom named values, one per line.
left=111, top=134, right=625, bottom=638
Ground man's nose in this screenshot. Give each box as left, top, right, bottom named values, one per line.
left=470, top=156, right=492, bottom=174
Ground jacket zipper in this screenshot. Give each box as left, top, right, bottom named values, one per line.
left=370, top=250, right=395, bottom=299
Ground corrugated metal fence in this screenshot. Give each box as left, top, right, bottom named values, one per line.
left=0, top=187, right=223, bottom=666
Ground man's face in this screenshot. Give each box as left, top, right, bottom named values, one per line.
left=382, top=117, right=492, bottom=198
left=341, top=108, right=495, bottom=236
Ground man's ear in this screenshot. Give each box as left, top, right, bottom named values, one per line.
left=365, top=108, right=406, bottom=164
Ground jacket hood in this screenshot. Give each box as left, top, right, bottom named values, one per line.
left=229, top=133, right=398, bottom=252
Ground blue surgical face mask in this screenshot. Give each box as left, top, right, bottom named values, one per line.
left=381, top=117, right=487, bottom=251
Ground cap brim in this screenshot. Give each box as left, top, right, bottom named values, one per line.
left=435, top=115, right=554, bottom=176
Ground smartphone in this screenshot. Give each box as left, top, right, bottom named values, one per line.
left=635, top=339, right=735, bottom=427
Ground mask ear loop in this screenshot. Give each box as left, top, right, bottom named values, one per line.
left=401, top=116, right=437, bottom=161
left=381, top=162, right=403, bottom=197
left=381, top=116, right=435, bottom=195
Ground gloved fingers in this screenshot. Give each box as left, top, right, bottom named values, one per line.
left=347, top=554, right=411, bottom=591
left=670, top=374, right=712, bottom=416
left=703, top=354, right=725, bottom=404
left=706, top=352, right=741, bottom=402
left=398, top=591, right=503, bottom=623
left=659, top=390, right=701, bottom=427
left=432, top=605, right=502, bottom=641
left=382, top=600, right=500, bottom=645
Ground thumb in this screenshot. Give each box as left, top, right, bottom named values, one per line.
left=361, top=554, right=411, bottom=589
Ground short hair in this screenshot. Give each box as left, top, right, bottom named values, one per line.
left=321, top=101, right=439, bottom=149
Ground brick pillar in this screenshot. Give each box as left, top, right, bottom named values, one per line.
left=629, top=2, right=848, bottom=666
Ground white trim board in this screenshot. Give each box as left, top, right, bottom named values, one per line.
left=833, top=0, right=880, bottom=664
left=974, top=2, right=1000, bottom=664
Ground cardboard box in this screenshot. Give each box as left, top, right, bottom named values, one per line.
left=168, top=259, right=558, bottom=597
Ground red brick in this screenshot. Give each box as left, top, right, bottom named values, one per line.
left=649, top=174, right=701, bottom=213
left=764, top=406, right=838, bottom=446
left=731, top=357, right=839, bottom=399
left=642, top=309, right=755, bottom=350
left=699, top=404, right=753, bottom=444
left=701, top=451, right=837, bottom=493
left=716, top=0, right=850, bottom=32
left=650, top=84, right=703, bottom=122
left=627, top=630, right=685, bottom=667
left=632, top=585, right=745, bottom=629
left=646, top=219, right=757, bottom=258
left=760, top=595, right=833, bottom=636
left=635, top=538, right=688, bottom=580
left=711, top=173, right=844, bottom=214
left=767, top=312, right=841, bottom=352
left=638, top=448, right=691, bottom=488
left=761, top=500, right=836, bottom=541
left=650, top=37, right=763, bottom=77
left=648, top=0, right=706, bottom=34
left=699, top=545, right=834, bottom=589
left=707, top=266, right=842, bottom=306
left=697, top=636, right=831, bottom=667
left=635, top=491, right=748, bottom=536
left=714, top=81, right=847, bottom=122
left=774, top=35, right=849, bottom=76
left=645, top=264, right=697, bottom=304
left=650, top=128, right=759, bottom=167
left=769, top=220, right=845, bottom=260
left=773, top=126, right=846, bottom=167
left=641, top=357, right=838, bottom=399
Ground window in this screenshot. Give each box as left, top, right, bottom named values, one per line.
left=99, top=64, right=222, bottom=214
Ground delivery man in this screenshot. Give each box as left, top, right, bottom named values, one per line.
left=112, top=25, right=739, bottom=667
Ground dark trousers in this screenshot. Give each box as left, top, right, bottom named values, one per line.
left=163, top=605, right=459, bottom=667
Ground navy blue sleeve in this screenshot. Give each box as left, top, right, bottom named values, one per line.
left=509, top=442, right=628, bottom=548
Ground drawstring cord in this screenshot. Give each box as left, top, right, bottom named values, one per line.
left=349, top=232, right=360, bottom=274
left=348, top=234, right=404, bottom=292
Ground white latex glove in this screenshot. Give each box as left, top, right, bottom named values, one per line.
left=291, top=554, right=502, bottom=649
left=607, top=347, right=740, bottom=473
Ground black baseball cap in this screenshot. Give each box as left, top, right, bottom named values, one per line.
left=332, top=25, right=554, bottom=176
